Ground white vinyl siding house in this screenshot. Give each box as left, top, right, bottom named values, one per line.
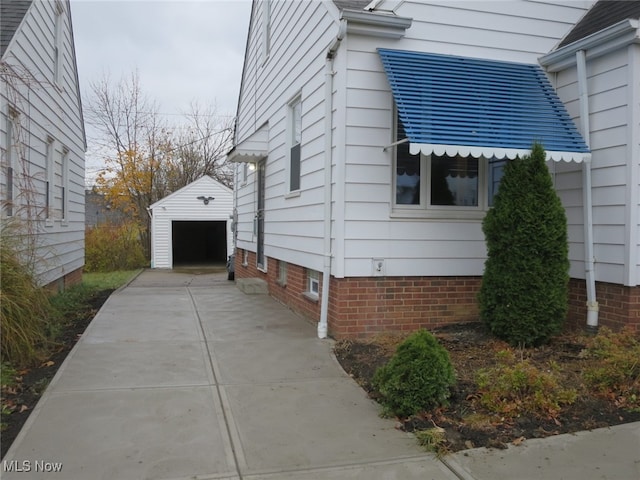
left=1, top=0, right=86, bottom=288
left=231, top=0, right=640, bottom=337
left=233, top=0, right=340, bottom=273
left=338, top=0, right=591, bottom=279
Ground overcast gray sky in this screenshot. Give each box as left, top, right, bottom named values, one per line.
left=70, top=0, right=252, bottom=183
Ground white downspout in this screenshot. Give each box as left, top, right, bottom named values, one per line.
left=576, top=50, right=599, bottom=332
left=318, top=20, right=346, bottom=339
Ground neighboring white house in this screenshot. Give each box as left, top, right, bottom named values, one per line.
left=149, top=176, right=233, bottom=269
left=1, top=0, right=86, bottom=290
left=230, top=0, right=640, bottom=338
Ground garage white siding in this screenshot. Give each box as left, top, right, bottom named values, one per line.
left=149, top=176, right=233, bottom=269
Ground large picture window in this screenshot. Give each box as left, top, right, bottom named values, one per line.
left=430, top=154, right=478, bottom=207
left=394, top=113, right=506, bottom=214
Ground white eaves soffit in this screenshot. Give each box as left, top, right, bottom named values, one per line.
left=228, top=123, right=269, bottom=163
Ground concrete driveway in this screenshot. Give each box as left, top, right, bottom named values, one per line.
left=4, top=269, right=638, bottom=480
left=2, top=269, right=457, bottom=479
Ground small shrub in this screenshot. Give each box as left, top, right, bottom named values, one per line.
left=479, top=143, right=569, bottom=347
left=582, top=328, right=640, bottom=410
left=85, top=221, right=146, bottom=272
left=0, top=239, right=55, bottom=365
left=372, top=330, right=456, bottom=417
left=415, top=427, right=448, bottom=456
left=476, top=350, right=577, bottom=419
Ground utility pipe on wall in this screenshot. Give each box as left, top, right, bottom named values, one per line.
left=576, top=49, right=599, bottom=332
left=318, top=20, right=346, bottom=339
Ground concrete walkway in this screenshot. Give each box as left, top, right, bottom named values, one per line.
left=3, top=270, right=639, bottom=479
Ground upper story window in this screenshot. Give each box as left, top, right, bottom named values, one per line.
left=262, top=0, right=271, bottom=62
left=289, top=96, right=302, bottom=192
left=393, top=112, right=506, bottom=216
left=61, top=147, right=69, bottom=221
left=54, top=1, right=64, bottom=85
left=4, top=109, right=18, bottom=217
left=45, top=136, right=55, bottom=223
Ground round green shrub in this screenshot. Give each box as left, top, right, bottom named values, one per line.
left=372, top=330, right=456, bottom=417
left=478, top=143, right=569, bottom=347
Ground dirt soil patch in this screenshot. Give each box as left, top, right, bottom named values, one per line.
left=1, top=289, right=114, bottom=459
left=334, top=323, right=640, bottom=452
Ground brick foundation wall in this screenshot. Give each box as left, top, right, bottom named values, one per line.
left=234, top=249, right=265, bottom=281
left=328, top=276, right=481, bottom=338
left=43, top=266, right=84, bottom=294
left=568, top=278, right=640, bottom=333
left=235, top=249, right=321, bottom=324
left=235, top=249, right=640, bottom=337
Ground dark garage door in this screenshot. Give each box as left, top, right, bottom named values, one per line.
left=172, top=221, right=227, bottom=266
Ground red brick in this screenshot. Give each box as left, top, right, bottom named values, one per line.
left=236, top=250, right=639, bottom=339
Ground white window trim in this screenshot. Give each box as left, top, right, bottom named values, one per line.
left=392, top=152, right=490, bottom=217
left=45, top=136, right=55, bottom=226
left=277, top=260, right=287, bottom=286
left=427, top=153, right=486, bottom=211
left=54, top=1, right=64, bottom=86
left=392, top=107, right=510, bottom=219
left=61, top=147, right=69, bottom=224
left=257, top=255, right=268, bottom=273
left=241, top=163, right=248, bottom=186
left=286, top=94, right=302, bottom=194
left=5, top=110, right=16, bottom=217
left=261, top=0, right=271, bottom=63
left=305, top=269, right=320, bottom=300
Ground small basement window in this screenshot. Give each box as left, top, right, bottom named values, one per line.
left=277, top=260, right=287, bottom=286
left=305, top=269, right=320, bottom=300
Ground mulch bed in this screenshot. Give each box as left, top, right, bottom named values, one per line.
left=334, top=322, right=640, bottom=452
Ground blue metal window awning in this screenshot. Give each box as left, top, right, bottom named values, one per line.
left=378, top=49, right=590, bottom=163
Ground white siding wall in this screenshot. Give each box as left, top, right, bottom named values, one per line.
left=389, top=0, right=593, bottom=64
left=553, top=45, right=637, bottom=286
left=630, top=44, right=640, bottom=286
left=235, top=1, right=339, bottom=272
left=1, top=0, right=85, bottom=286
left=338, top=1, right=592, bottom=277
left=150, top=177, right=234, bottom=269
left=235, top=1, right=593, bottom=279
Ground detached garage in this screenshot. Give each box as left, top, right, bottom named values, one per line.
left=149, top=176, right=233, bottom=269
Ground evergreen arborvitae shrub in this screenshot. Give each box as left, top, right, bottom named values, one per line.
left=372, top=330, right=456, bottom=417
left=478, top=143, right=569, bottom=347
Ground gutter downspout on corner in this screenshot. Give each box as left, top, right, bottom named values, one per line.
left=318, top=19, right=346, bottom=339
left=576, top=49, right=599, bottom=332
left=146, top=207, right=154, bottom=268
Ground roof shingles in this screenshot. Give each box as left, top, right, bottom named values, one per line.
left=333, top=0, right=371, bottom=11
left=1, top=0, right=32, bottom=57
left=559, top=0, right=640, bottom=47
